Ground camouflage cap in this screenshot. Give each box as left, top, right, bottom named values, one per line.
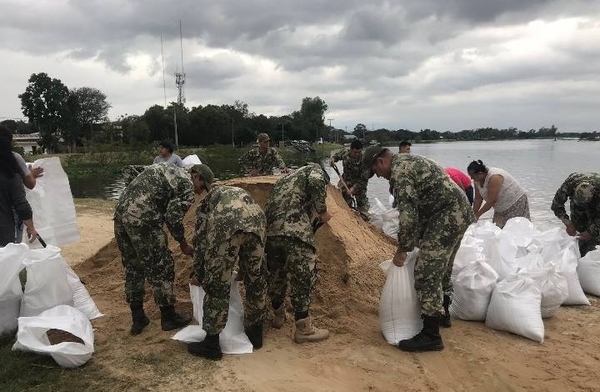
left=573, top=182, right=595, bottom=204
left=257, top=133, right=270, bottom=142
left=189, top=164, right=214, bottom=191
left=362, top=145, right=386, bottom=168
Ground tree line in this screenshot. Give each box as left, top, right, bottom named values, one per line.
left=5, top=72, right=597, bottom=153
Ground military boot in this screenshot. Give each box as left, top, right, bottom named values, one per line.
left=159, top=305, right=191, bottom=331
left=440, top=295, right=452, bottom=328
left=244, top=322, right=263, bottom=349
left=398, top=315, right=444, bottom=352
left=188, top=334, right=222, bottom=360
left=130, top=301, right=150, bottom=336
left=294, top=316, right=329, bottom=343
left=272, top=304, right=286, bottom=329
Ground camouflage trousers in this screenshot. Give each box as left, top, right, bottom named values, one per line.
left=338, top=182, right=369, bottom=215
left=114, top=215, right=175, bottom=307
left=266, top=235, right=317, bottom=313
left=414, top=211, right=471, bottom=317
left=570, top=200, right=599, bottom=257
left=195, top=232, right=267, bottom=336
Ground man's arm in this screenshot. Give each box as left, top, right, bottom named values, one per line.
left=164, top=177, right=196, bottom=243
left=272, top=148, right=286, bottom=170
left=474, top=175, right=503, bottom=219
left=393, top=174, right=418, bottom=252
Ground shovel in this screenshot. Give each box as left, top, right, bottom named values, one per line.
left=330, top=162, right=358, bottom=210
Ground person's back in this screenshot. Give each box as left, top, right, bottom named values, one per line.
left=196, top=185, right=266, bottom=247
left=265, top=164, right=327, bottom=246
left=115, top=164, right=194, bottom=227
left=0, top=172, right=31, bottom=246
left=391, top=154, right=469, bottom=218
left=476, top=167, right=525, bottom=212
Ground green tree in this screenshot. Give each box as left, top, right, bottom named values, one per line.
left=353, top=123, right=368, bottom=139
left=299, top=96, right=328, bottom=141
left=72, top=87, right=111, bottom=140
left=19, top=72, right=70, bottom=152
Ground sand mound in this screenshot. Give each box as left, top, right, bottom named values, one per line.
left=75, top=176, right=395, bottom=336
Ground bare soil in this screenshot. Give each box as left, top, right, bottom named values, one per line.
left=67, top=178, right=600, bottom=392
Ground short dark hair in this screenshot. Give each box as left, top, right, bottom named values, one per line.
left=467, top=160, right=488, bottom=175
left=399, top=140, right=412, bottom=148
left=159, top=140, right=174, bottom=153
left=350, top=140, right=363, bottom=150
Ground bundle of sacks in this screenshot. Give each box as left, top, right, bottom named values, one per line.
left=0, top=243, right=102, bottom=367
left=450, top=218, right=598, bottom=343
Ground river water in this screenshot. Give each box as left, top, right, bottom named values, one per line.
left=71, top=139, right=598, bottom=231
left=354, top=139, right=600, bottom=231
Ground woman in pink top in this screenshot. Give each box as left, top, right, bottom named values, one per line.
left=445, top=167, right=474, bottom=205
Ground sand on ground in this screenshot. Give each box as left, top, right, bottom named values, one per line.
left=67, top=178, right=599, bottom=392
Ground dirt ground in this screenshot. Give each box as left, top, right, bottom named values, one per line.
left=67, top=178, right=600, bottom=392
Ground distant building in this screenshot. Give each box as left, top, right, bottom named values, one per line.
left=13, top=133, right=41, bottom=154
left=343, top=134, right=357, bottom=141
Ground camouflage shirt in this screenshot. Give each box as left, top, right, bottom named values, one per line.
left=265, top=164, right=328, bottom=248
left=331, top=148, right=370, bottom=191
left=238, top=147, right=286, bottom=175
left=194, top=185, right=266, bottom=251
left=551, top=172, right=600, bottom=235
left=114, top=164, right=195, bottom=243
left=121, top=165, right=148, bottom=187
left=390, top=154, right=475, bottom=252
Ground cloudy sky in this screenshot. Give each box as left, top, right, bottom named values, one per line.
left=1, top=0, right=599, bottom=132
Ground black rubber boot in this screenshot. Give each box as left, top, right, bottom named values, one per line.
left=440, top=295, right=452, bottom=328
left=188, top=334, right=223, bottom=360
left=398, top=315, right=444, bottom=352
left=244, top=322, right=263, bottom=350
left=159, top=305, right=191, bottom=331
left=130, top=301, right=150, bottom=336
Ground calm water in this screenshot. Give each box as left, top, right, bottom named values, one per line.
left=70, top=140, right=599, bottom=231
left=352, top=140, right=600, bottom=230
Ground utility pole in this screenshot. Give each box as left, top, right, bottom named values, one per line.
left=327, top=118, right=333, bottom=143
left=281, top=123, right=284, bottom=146
left=231, top=118, right=234, bottom=147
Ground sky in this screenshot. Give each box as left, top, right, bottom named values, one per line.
left=1, top=0, right=599, bottom=132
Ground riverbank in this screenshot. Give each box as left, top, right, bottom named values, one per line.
left=2, top=184, right=600, bottom=392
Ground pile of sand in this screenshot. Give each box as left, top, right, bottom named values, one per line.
left=76, top=177, right=396, bottom=335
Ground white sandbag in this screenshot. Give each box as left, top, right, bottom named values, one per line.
left=452, top=242, right=485, bottom=281
left=502, top=217, right=534, bottom=248
left=65, top=267, right=103, bottom=320
left=577, top=249, right=600, bottom=296
left=484, top=231, right=518, bottom=280
left=0, top=244, right=28, bottom=335
left=450, top=260, right=498, bottom=321
left=519, top=266, right=569, bottom=319
left=20, top=245, right=74, bottom=317
left=182, top=154, right=202, bottom=169
left=13, top=305, right=94, bottom=368
left=25, top=157, right=80, bottom=246
left=379, top=250, right=422, bottom=345
left=381, top=208, right=399, bottom=238
left=368, top=198, right=387, bottom=230
left=552, top=248, right=589, bottom=306
left=485, top=274, right=544, bottom=343
left=172, top=279, right=253, bottom=355
left=470, top=221, right=501, bottom=240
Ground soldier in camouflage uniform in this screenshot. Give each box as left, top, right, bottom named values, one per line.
left=187, top=185, right=267, bottom=360
left=551, top=172, right=600, bottom=257
left=363, top=145, right=474, bottom=352
left=238, top=133, right=289, bottom=176
left=114, top=163, right=213, bottom=335
left=121, top=165, right=147, bottom=187
left=329, top=139, right=370, bottom=216
left=264, top=163, right=332, bottom=343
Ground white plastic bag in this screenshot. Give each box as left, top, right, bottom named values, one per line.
left=381, top=209, right=399, bottom=238
left=65, top=267, right=103, bottom=320
left=485, top=274, right=544, bottom=343
left=379, top=250, right=422, bottom=345
left=25, top=157, right=80, bottom=246
left=484, top=231, right=518, bottom=280
left=452, top=242, right=485, bottom=281
left=172, top=279, right=253, bottom=355
left=502, top=217, right=535, bottom=248
left=13, top=305, right=94, bottom=368
left=551, top=248, right=589, bottom=306
left=368, top=198, right=387, bottom=230
left=182, top=154, right=202, bottom=169
left=450, top=260, right=498, bottom=321
left=518, top=266, right=569, bottom=319
left=20, top=245, right=74, bottom=317
left=577, top=249, right=600, bottom=296
left=0, top=244, right=27, bottom=335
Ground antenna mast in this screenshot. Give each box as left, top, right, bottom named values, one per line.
left=161, top=35, right=167, bottom=107
left=174, top=20, right=186, bottom=148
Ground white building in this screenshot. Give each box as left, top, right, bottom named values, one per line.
left=13, top=133, right=41, bottom=154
